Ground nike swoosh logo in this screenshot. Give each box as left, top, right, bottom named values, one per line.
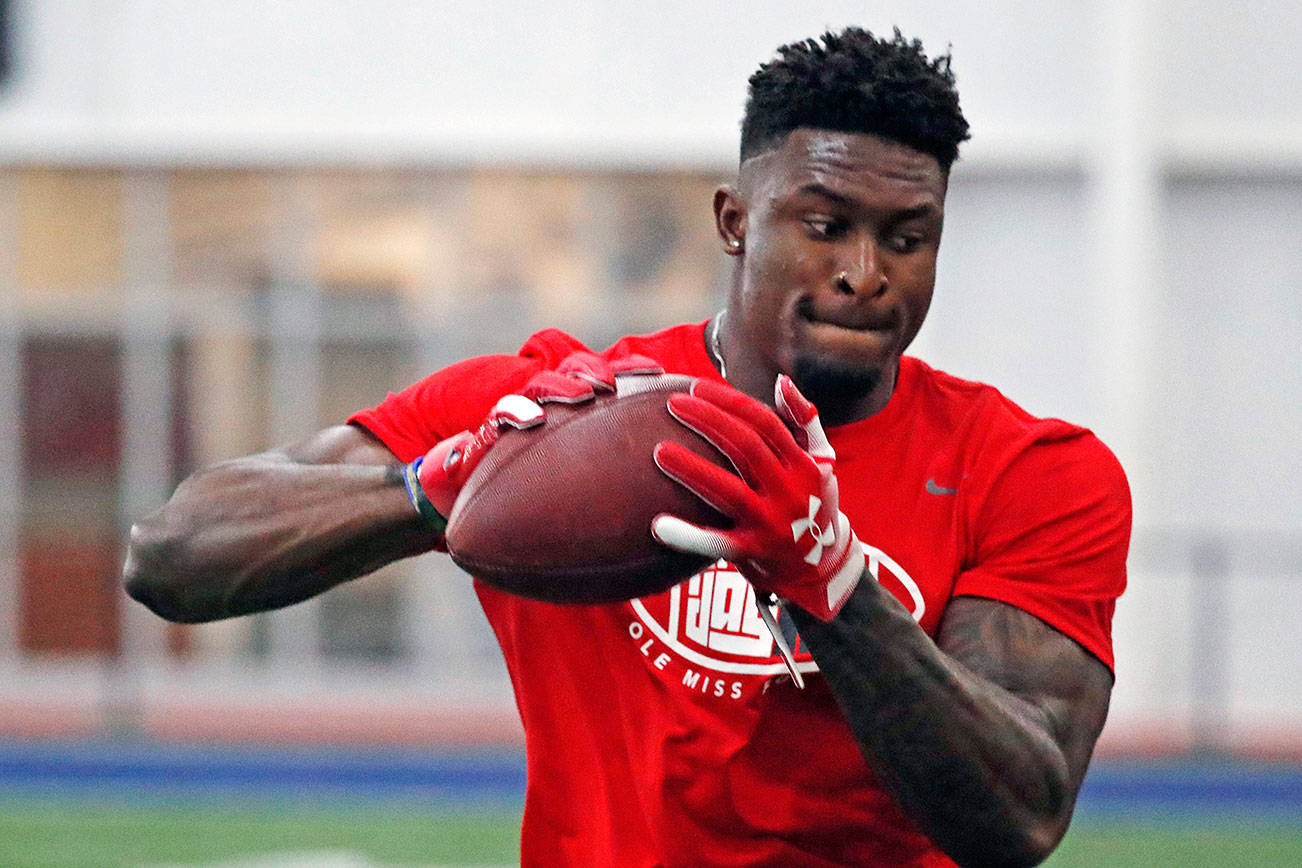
left=926, top=479, right=958, bottom=496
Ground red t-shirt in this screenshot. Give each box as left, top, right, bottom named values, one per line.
left=349, top=322, right=1131, bottom=868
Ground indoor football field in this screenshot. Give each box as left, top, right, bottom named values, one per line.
left=2, top=802, right=1302, bottom=867
left=1, top=739, right=1300, bottom=867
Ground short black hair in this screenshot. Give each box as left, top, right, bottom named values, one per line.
left=740, top=27, right=970, bottom=170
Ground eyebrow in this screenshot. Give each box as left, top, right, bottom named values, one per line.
left=792, top=183, right=941, bottom=221
left=794, top=183, right=855, bottom=207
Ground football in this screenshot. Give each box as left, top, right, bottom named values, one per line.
left=445, top=375, right=731, bottom=602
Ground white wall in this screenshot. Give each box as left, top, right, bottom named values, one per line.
left=1, top=1, right=1110, bottom=166
left=3, top=0, right=1301, bottom=750
left=4, top=1, right=1300, bottom=167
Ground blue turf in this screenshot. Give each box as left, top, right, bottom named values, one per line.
left=3, top=738, right=1301, bottom=819
left=1076, top=758, right=1302, bottom=819
left=0, top=738, right=526, bottom=805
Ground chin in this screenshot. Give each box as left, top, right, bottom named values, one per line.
left=790, top=356, right=882, bottom=405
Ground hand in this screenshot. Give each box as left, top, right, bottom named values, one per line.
left=533, top=350, right=664, bottom=400
left=405, top=351, right=663, bottom=533
left=651, top=375, right=863, bottom=621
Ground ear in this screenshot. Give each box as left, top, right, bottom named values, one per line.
left=713, top=185, right=746, bottom=255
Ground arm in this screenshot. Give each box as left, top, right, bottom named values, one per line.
left=124, top=350, right=661, bottom=624
left=123, top=424, right=434, bottom=623
left=653, top=377, right=1116, bottom=865
left=790, top=589, right=1112, bottom=867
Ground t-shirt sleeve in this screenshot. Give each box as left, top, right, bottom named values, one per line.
left=346, top=328, right=591, bottom=462
left=952, top=428, right=1131, bottom=671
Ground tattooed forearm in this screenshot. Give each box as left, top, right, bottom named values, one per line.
left=790, top=578, right=1113, bottom=867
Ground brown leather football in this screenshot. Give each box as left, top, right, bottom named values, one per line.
left=445, top=375, right=732, bottom=602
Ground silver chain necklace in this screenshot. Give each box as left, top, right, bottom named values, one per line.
left=705, top=308, right=804, bottom=685
left=708, top=309, right=728, bottom=379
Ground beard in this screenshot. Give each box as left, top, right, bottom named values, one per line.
left=790, top=355, right=882, bottom=408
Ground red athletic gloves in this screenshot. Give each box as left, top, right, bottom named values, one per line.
left=651, top=375, right=864, bottom=621
left=402, top=393, right=542, bottom=534
left=403, top=352, right=662, bottom=537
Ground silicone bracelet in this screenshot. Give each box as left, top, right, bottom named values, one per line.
left=402, top=457, right=449, bottom=534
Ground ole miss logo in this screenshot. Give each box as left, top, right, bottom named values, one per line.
left=629, top=542, right=926, bottom=680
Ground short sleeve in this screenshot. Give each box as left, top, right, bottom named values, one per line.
left=953, top=428, right=1131, bottom=671
left=346, top=328, right=591, bottom=462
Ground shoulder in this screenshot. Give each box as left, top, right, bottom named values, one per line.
left=904, top=357, right=1071, bottom=433
left=347, top=323, right=705, bottom=460
left=516, top=327, right=593, bottom=364
left=347, top=328, right=593, bottom=460
left=906, top=357, right=1125, bottom=482
left=420, top=327, right=601, bottom=419
left=402, top=321, right=703, bottom=415
left=913, top=362, right=1132, bottom=670
left=601, top=321, right=710, bottom=373
left=899, top=356, right=1131, bottom=550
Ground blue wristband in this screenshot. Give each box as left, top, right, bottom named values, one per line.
left=402, top=457, right=449, bottom=534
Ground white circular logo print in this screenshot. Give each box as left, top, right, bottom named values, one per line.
left=630, top=544, right=924, bottom=677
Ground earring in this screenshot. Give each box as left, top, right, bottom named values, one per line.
left=727, top=239, right=743, bottom=252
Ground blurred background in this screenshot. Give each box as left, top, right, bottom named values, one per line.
left=1, top=1, right=1300, bottom=865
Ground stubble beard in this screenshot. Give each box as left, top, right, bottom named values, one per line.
left=790, top=355, right=882, bottom=410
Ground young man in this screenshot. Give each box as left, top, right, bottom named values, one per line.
left=125, top=28, right=1129, bottom=867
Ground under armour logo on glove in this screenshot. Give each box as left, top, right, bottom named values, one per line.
left=651, top=375, right=865, bottom=622
left=792, top=495, right=836, bottom=565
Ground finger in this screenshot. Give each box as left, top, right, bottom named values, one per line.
left=686, top=379, right=802, bottom=466
left=610, top=354, right=665, bottom=377
left=653, top=441, right=752, bottom=519
left=432, top=429, right=479, bottom=472
left=666, top=393, right=785, bottom=489
left=616, top=372, right=694, bottom=398
left=555, top=352, right=616, bottom=392
left=487, top=394, right=545, bottom=429
left=651, top=514, right=743, bottom=562
left=520, top=370, right=597, bottom=404
left=418, top=429, right=487, bottom=516
left=775, top=374, right=834, bottom=463
left=417, top=430, right=477, bottom=506
left=443, top=429, right=498, bottom=495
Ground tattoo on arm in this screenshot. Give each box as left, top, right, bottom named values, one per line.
left=790, top=583, right=1114, bottom=866
left=937, top=596, right=1114, bottom=794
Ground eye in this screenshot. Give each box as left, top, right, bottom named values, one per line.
left=803, top=217, right=847, bottom=240
left=887, top=234, right=923, bottom=254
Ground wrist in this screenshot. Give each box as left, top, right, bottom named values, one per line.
left=778, top=523, right=863, bottom=622
left=402, top=457, right=449, bottom=534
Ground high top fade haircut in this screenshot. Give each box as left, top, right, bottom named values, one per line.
left=741, top=27, right=970, bottom=170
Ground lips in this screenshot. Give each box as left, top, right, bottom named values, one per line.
left=795, top=297, right=898, bottom=333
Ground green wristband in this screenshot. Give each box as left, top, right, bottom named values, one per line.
left=402, top=457, right=449, bottom=534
